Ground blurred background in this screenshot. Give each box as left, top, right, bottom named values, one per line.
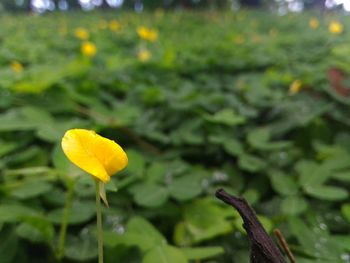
left=1, top=0, right=350, bottom=13
left=0, top=0, right=350, bottom=263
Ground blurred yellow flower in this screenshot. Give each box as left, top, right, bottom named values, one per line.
left=81, top=41, right=97, bottom=57
left=137, top=26, right=158, bottom=42
left=61, top=129, right=128, bottom=183
left=329, top=21, right=343, bottom=34
left=109, top=20, right=121, bottom=32
left=289, top=80, right=302, bottom=95
left=10, top=61, right=23, bottom=73
left=74, top=27, right=89, bottom=40
left=309, top=18, right=319, bottom=29
left=138, top=49, right=151, bottom=62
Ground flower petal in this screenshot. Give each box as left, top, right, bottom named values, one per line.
left=61, top=129, right=127, bottom=182
left=92, top=132, right=128, bottom=176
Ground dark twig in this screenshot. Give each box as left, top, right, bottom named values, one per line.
left=274, top=229, right=296, bottom=263
left=215, top=189, right=286, bottom=263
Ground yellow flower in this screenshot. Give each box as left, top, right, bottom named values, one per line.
left=109, top=20, right=121, bottom=32
left=10, top=61, right=23, bottom=73
left=289, top=80, right=302, bottom=95
left=138, top=49, right=151, bottom=62
left=61, top=129, right=128, bottom=183
left=309, top=18, right=319, bottom=29
left=137, top=26, right=158, bottom=42
left=81, top=41, right=97, bottom=57
left=74, top=27, right=89, bottom=40
left=329, top=21, right=343, bottom=34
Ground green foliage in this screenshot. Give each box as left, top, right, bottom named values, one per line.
left=0, top=10, right=349, bottom=263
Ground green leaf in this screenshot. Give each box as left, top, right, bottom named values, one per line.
left=113, top=104, right=141, bottom=126
left=52, top=143, right=82, bottom=178
left=247, top=128, right=291, bottom=150
left=341, top=203, right=350, bottom=223
left=0, top=227, right=18, bottom=263
left=13, top=65, right=65, bottom=93
left=104, top=232, right=154, bottom=252
left=204, top=109, right=246, bottom=126
left=238, top=154, right=265, bottom=172
left=47, top=201, right=95, bottom=225
left=296, top=161, right=332, bottom=188
left=20, top=106, right=53, bottom=125
left=64, top=228, right=98, bottom=261
left=0, top=204, right=39, bottom=223
left=233, top=216, right=245, bottom=234
left=131, top=183, right=169, bottom=208
left=169, top=174, right=202, bottom=201
left=288, top=217, right=320, bottom=254
left=0, top=140, right=19, bottom=158
left=332, top=235, right=350, bottom=251
left=269, top=171, right=299, bottom=196
left=242, top=189, right=260, bottom=205
left=104, top=217, right=166, bottom=253
left=223, top=139, right=244, bottom=156
left=0, top=109, right=36, bottom=131
left=42, top=188, right=66, bottom=206
left=142, top=245, right=187, bottom=263
left=36, top=119, right=87, bottom=143
left=281, top=195, right=308, bottom=215
left=4, top=166, right=51, bottom=177
left=181, top=246, right=224, bottom=260
left=128, top=217, right=166, bottom=245
left=331, top=171, right=350, bottom=182
left=142, top=86, right=165, bottom=105
left=175, top=198, right=232, bottom=245
left=247, top=128, right=269, bottom=148
left=321, top=153, right=350, bottom=171
left=288, top=217, right=342, bottom=259
left=15, top=216, right=54, bottom=243
left=304, top=185, right=348, bottom=201
left=146, top=162, right=166, bottom=183
left=74, top=176, right=95, bottom=198
left=257, top=216, right=273, bottom=233
left=10, top=180, right=52, bottom=199
left=125, top=150, right=146, bottom=177
left=2, top=146, right=42, bottom=166
left=105, top=180, right=118, bottom=192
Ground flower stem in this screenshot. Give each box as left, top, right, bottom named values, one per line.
left=56, top=180, right=75, bottom=260
left=95, top=180, right=104, bottom=263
